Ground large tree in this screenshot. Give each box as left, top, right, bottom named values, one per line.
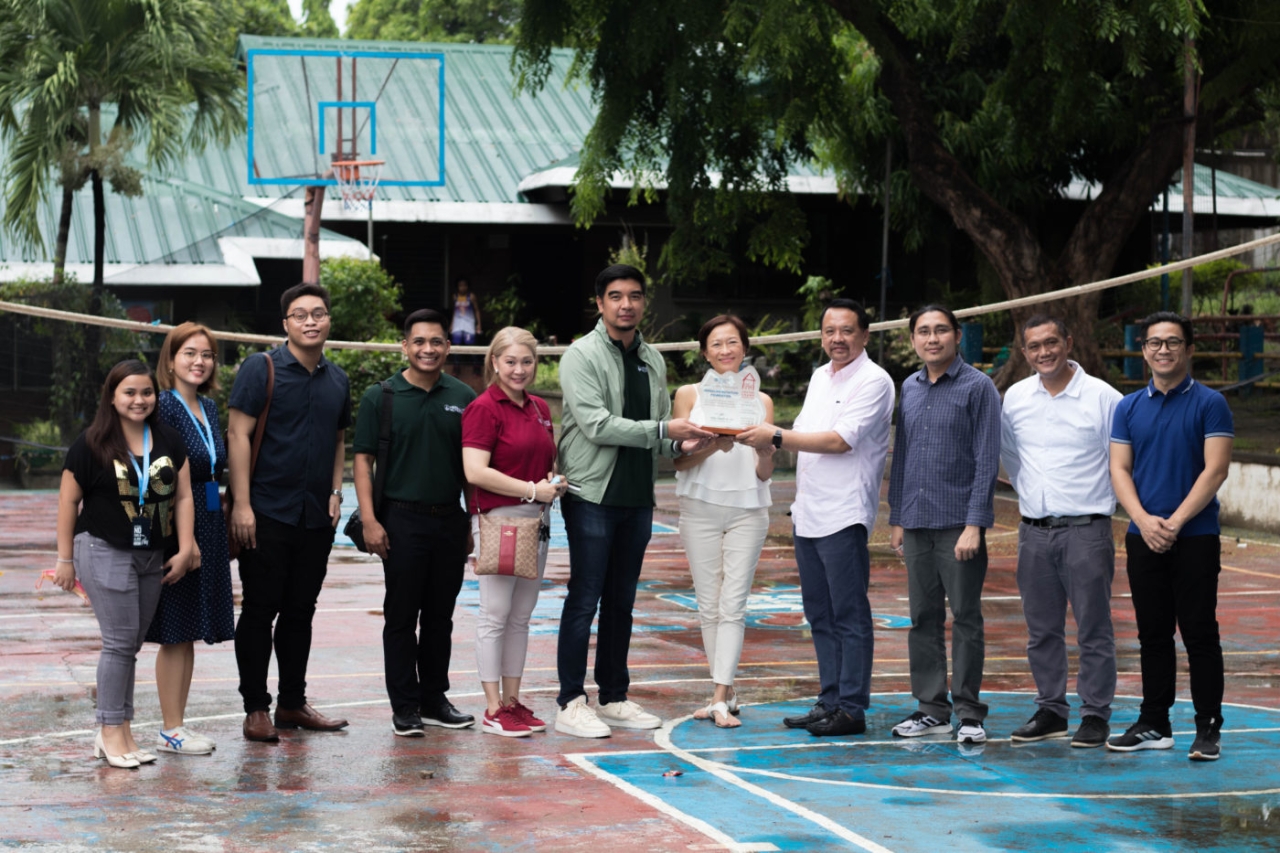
left=0, top=0, right=243, bottom=414
left=346, top=0, right=517, bottom=42
left=515, top=0, right=1280, bottom=379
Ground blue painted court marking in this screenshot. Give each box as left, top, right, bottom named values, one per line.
left=335, top=488, right=675, bottom=550
left=659, top=584, right=912, bottom=630
left=578, top=692, right=1280, bottom=852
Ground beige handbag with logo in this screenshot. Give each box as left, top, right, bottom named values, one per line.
left=475, top=512, right=543, bottom=579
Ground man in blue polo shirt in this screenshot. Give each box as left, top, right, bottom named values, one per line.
left=1107, top=311, right=1233, bottom=760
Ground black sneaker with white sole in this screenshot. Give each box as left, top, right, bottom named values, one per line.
left=392, top=712, right=425, bottom=737
left=1010, top=708, right=1068, bottom=743
left=1106, top=720, right=1173, bottom=752
left=1070, top=715, right=1110, bottom=748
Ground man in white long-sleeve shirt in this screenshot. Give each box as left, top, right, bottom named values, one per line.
left=1000, top=315, right=1122, bottom=749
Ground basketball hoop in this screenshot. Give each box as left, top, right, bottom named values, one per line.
left=331, top=159, right=385, bottom=212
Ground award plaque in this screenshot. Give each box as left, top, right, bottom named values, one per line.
left=694, top=366, right=764, bottom=435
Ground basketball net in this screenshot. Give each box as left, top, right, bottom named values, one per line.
left=332, top=159, right=385, bottom=212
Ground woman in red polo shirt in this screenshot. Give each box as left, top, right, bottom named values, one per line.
left=462, top=326, right=568, bottom=737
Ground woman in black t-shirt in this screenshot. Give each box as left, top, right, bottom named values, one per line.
left=53, top=360, right=196, bottom=769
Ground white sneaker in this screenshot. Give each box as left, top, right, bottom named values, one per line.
left=892, top=711, right=952, bottom=738
left=597, top=699, right=662, bottom=730
left=157, top=726, right=215, bottom=755
left=555, top=696, right=612, bottom=738
left=957, top=719, right=987, bottom=744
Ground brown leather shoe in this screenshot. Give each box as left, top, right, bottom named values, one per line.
left=243, top=710, right=280, bottom=742
left=274, top=703, right=349, bottom=732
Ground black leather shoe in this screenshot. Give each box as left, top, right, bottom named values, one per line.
left=421, top=700, right=475, bottom=729
left=1010, top=707, right=1068, bottom=743
left=393, top=712, right=426, bottom=737
left=783, top=702, right=832, bottom=729
left=807, top=708, right=867, bottom=737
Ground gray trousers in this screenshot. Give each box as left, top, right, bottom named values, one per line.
left=74, top=532, right=164, bottom=725
left=1016, top=518, right=1116, bottom=721
left=904, top=527, right=988, bottom=722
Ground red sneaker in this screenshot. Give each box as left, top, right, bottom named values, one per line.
left=482, top=707, right=531, bottom=738
left=509, top=700, right=547, bottom=732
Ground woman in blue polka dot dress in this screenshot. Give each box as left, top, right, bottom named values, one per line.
left=146, top=323, right=235, bottom=755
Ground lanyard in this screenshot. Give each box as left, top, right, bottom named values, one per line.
left=170, top=390, right=216, bottom=477
left=128, top=424, right=152, bottom=509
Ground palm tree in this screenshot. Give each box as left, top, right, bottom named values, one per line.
left=0, top=0, right=242, bottom=418
left=0, top=0, right=243, bottom=288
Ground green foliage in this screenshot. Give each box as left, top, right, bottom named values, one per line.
left=485, top=279, right=548, bottom=339
left=797, top=275, right=846, bottom=332
left=299, top=0, right=338, bottom=37
left=0, top=0, right=245, bottom=256
left=322, top=257, right=402, bottom=342
left=515, top=0, right=1280, bottom=346
left=346, top=0, right=518, bottom=42
left=229, top=0, right=298, bottom=42
left=0, top=277, right=149, bottom=436
left=15, top=418, right=66, bottom=448
left=327, top=347, right=406, bottom=404
left=531, top=357, right=559, bottom=391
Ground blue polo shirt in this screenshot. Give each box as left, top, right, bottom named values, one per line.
left=229, top=345, right=352, bottom=529
left=1110, top=374, right=1233, bottom=538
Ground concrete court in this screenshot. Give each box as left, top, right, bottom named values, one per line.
left=2, top=479, right=1280, bottom=852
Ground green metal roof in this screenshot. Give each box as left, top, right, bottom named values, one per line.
left=0, top=126, right=367, bottom=285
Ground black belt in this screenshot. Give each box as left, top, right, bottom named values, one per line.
left=386, top=499, right=461, bottom=517
left=1021, top=514, right=1110, bottom=529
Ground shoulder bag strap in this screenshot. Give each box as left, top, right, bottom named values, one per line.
left=372, top=380, right=394, bottom=514
left=247, top=351, right=274, bottom=477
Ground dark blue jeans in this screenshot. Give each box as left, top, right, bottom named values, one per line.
left=794, top=524, right=873, bottom=718
left=556, top=498, right=653, bottom=707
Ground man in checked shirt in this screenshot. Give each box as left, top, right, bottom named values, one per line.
left=887, top=305, right=1001, bottom=745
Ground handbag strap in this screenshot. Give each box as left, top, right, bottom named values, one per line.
left=247, top=351, right=274, bottom=477
left=372, top=380, right=393, bottom=514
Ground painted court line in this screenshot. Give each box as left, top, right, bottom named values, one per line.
left=564, top=752, right=780, bottom=853
left=651, top=715, right=897, bottom=853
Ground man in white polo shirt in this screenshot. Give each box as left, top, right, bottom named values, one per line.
left=1001, top=315, right=1123, bottom=749
left=738, top=298, right=895, bottom=736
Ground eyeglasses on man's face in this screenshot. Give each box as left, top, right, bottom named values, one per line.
left=287, top=308, right=330, bottom=323
left=1140, top=337, right=1185, bottom=352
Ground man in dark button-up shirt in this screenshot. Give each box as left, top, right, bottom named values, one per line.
left=887, top=304, right=1001, bottom=746
left=228, top=282, right=352, bottom=743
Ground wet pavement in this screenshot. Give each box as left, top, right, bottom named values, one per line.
left=2, top=480, right=1280, bottom=851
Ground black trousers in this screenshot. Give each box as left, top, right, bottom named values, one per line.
left=381, top=504, right=469, bottom=715
left=1125, top=533, right=1224, bottom=728
left=235, top=512, right=335, bottom=713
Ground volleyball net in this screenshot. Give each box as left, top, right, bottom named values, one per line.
left=2, top=231, right=1279, bottom=357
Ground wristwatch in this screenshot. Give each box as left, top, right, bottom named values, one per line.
left=331, top=489, right=343, bottom=502
left=772, top=429, right=783, bottom=449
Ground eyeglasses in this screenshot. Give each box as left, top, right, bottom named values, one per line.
left=1140, top=337, right=1185, bottom=352
left=1022, top=337, right=1063, bottom=355
left=913, top=325, right=954, bottom=339
left=178, top=348, right=216, bottom=362
left=287, top=308, right=330, bottom=323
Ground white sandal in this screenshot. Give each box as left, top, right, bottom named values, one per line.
left=708, top=701, right=739, bottom=728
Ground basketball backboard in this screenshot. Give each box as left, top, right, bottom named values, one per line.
left=244, top=46, right=445, bottom=188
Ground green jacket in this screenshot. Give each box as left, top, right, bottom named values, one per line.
left=558, top=319, right=678, bottom=503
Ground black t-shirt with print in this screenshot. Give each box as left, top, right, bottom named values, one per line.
left=64, top=422, right=188, bottom=553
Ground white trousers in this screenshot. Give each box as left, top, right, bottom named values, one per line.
left=677, top=496, right=769, bottom=687
left=474, top=504, right=548, bottom=683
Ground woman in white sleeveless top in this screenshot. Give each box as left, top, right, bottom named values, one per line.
left=672, top=316, right=775, bottom=728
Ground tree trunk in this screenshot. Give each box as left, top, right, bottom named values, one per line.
left=51, top=182, right=74, bottom=286
left=82, top=167, right=107, bottom=424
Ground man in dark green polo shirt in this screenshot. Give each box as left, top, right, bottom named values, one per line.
left=353, top=308, right=477, bottom=736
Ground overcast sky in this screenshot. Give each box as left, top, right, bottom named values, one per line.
left=287, top=1, right=351, bottom=34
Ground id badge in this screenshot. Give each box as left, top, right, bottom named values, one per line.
left=132, top=517, right=151, bottom=549
left=205, top=480, right=221, bottom=511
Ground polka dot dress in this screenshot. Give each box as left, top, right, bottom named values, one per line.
left=145, top=393, right=235, bottom=645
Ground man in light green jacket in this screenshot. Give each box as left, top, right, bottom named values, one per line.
left=554, top=264, right=714, bottom=738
